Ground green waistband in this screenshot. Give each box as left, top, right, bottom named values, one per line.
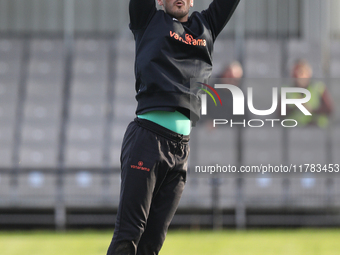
left=137, top=111, right=191, bottom=135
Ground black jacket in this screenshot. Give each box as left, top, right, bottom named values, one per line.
left=129, top=0, right=240, bottom=122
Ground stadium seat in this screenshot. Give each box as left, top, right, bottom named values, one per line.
left=330, top=80, right=340, bottom=123
left=23, top=101, right=62, bottom=124
left=107, top=174, right=121, bottom=207
left=112, top=100, right=137, bottom=120
left=331, top=41, right=340, bottom=78
left=19, top=38, right=64, bottom=169
left=247, top=39, right=280, bottom=57
left=219, top=177, right=236, bottom=208
left=28, top=60, right=64, bottom=76
left=114, top=38, right=135, bottom=99
left=21, top=123, right=59, bottom=145
left=73, top=59, right=107, bottom=74
left=0, top=131, right=14, bottom=171
left=0, top=58, right=19, bottom=72
left=27, top=74, right=64, bottom=89
left=332, top=127, right=340, bottom=163
left=0, top=39, right=24, bottom=61
left=0, top=101, right=17, bottom=125
left=243, top=127, right=282, bottom=165
left=287, top=40, right=323, bottom=78
left=25, top=84, right=63, bottom=103
left=68, top=99, right=105, bottom=123
left=66, top=122, right=104, bottom=144
left=16, top=172, right=57, bottom=205
left=64, top=38, right=112, bottom=168
left=30, top=39, right=64, bottom=60
left=0, top=125, right=15, bottom=145
left=72, top=63, right=108, bottom=82
left=289, top=148, right=327, bottom=165
left=289, top=178, right=328, bottom=207
left=288, top=127, right=327, bottom=165
left=75, top=39, right=108, bottom=60
left=72, top=40, right=109, bottom=90
left=243, top=177, right=284, bottom=207
left=179, top=177, right=212, bottom=209
left=64, top=144, right=103, bottom=168
left=193, top=127, right=236, bottom=166
left=71, top=79, right=107, bottom=99
left=109, top=38, right=136, bottom=170
left=333, top=178, right=340, bottom=206
left=0, top=80, right=19, bottom=102
left=289, top=127, right=327, bottom=145
left=245, top=39, right=281, bottom=78
left=330, top=60, right=340, bottom=79
left=19, top=144, right=59, bottom=168
left=63, top=171, right=104, bottom=206
left=211, top=39, right=235, bottom=77
left=244, top=146, right=282, bottom=165
left=109, top=144, right=121, bottom=168
left=114, top=76, right=136, bottom=98
left=244, top=127, right=282, bottom=147
left=0, top=173, right=12, bottom=200
left=109, top=118, right=132, bottom=168
left=0, top=146, right=13, bottom=168
left=0, top=60, right=21, bottom=81
left=110, top=123, right=127, bottom=144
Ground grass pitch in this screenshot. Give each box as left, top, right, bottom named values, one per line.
left=0, top=229, right=340, bottom=255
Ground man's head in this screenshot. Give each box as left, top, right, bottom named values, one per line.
left=292, top=59, right=313, bottom=88
left=220, top=61, right=243, bottom=86
left=157, top=0, right=194, bottom=22
left=223, top=61, right=243, bottom=79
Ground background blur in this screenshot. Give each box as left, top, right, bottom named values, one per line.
left=0, top=0, right=340, bottom=230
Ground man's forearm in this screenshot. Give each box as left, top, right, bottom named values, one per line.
left=203, top=0, right=240, bottom=40
left=129, top=0, right=157, bottom=30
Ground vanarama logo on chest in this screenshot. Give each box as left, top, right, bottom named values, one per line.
left=170, top=31, right=207, bottom=46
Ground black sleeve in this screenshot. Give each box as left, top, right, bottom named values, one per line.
left=129, top=0, right=157, bottom=30
left=202, top=0, right=240, bottom=41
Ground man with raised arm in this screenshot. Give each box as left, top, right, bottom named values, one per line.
left=107, top=0, right=240, bottom=254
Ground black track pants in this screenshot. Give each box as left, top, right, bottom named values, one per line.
left=107, top=118, right=189, bottom=255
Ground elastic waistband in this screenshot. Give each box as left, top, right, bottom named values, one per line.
left=135, top=118, right=190, bottom=143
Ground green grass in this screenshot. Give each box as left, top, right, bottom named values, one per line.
left=0, top=229, right=340, bottom=255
